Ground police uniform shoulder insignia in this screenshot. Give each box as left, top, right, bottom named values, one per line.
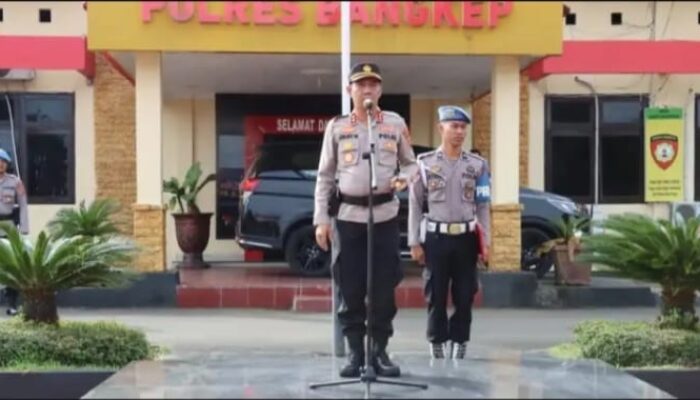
left=381, top=110, right=402, bottom=119
left=466, top=152, right=486, bottom=163
left=417, top=150, right=436, bottom=161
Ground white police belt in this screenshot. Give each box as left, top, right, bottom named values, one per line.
left=426, top=220, right=476, bottom=235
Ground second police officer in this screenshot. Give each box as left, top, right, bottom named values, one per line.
left=0, top=148, right=29, bottom=316
left=408, top=106, right=491, bottom=360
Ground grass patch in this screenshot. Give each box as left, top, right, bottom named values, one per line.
left=0, top=319, right=164, bottom=371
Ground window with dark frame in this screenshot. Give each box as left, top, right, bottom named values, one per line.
left=39, top=9, right=51, bottom=23
left=545, top=95, right=647, bottom=204
left=611, top=12, right=622, bottom=25
left=598, top=96, right=647, bottom=203
left=545, top=97, right=594, bottom=203
left=0, top=93, right=75, bottom=204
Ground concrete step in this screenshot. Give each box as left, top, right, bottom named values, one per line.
left=292, top=295, right=331, bottom=312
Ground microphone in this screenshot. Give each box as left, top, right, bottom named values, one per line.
left=363, top=98, right=374, bottom=111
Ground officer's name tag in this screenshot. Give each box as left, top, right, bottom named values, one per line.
left=475, top=173, right=490, bottom=203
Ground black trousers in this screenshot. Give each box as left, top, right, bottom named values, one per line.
left=3, top=287, right=18, bottom=309
left=334, top=217, right=403, bottom=343
left=423, top=230, right=479, bottom=344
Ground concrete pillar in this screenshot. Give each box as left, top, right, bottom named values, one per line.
left=133, top=51, right=165, bottom=272
left=528, top=81, right=545, bottom=191
left=684, top=90, right=696, bottom=202
left=489, top=56, right=522, bottom=272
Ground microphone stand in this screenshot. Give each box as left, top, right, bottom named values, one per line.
left=309, top=106, right=428, bottom=398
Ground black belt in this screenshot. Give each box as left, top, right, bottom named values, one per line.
left=339, top=192, right=394, bottom=207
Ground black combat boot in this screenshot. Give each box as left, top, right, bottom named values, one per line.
left=372, top=337, right=401, bottom=377
left=339, top=335, right=364, bottom=378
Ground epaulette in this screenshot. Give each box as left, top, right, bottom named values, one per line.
left=417, top=150, right=436, bottom=161
left=381, top=110, right=406, bottom=122
left=465, top=152, right=487, bottom=164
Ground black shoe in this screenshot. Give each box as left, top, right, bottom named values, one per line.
left=6, top=308, right=17, bottom=316
left=339, top=350, right=364, bottom=378
left=373, top=339, right=401, bottom=377
left=340, top=336, right=365, bottom=378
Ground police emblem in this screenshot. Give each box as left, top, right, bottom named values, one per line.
left=383, top=140, right=397, bottom=152
left=463, top=181, right=475, bottom=201
left=344, top=152, right=355, bottom=164
left=428, top=179, right=439, bottom=190
left=342, top=141, right=354, bottom=151
left=650, top=133, right=678, bottom=170
left=363, top=64, right=372, bottom=73
left=430, top=165, right=441, bottom=173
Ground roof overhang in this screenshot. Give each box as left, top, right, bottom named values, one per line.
left=527, top=40, right=700, bottom=81
left=0, top=35, right=95, bottom=81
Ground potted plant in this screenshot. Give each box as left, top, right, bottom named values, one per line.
left=162, top=162, right=216, bottom=269
left=538, top=215, right=591, bottom=285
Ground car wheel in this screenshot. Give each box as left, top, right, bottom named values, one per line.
left=285, top=225, right=331, bottom=277
left=521, top=227, right=554, bottom=279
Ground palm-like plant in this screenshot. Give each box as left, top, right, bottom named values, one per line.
left=538, top=215, right=591, bottom=260
left=578, top=213, right=700, bottom=328
left=47, top=198, right=122, bottom=239
left=162, top=162, right=216, bottom=214
left=0, top=223, right=136, bottom=325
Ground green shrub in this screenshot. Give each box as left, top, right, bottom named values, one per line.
left=573, top=320, right=700, bottom=368
left=47, top=198, right=122, bottom=239
left=0, top=223, right=137, bottom=324
left=579, top=214, right=700, bottom=325
left=0, top=319, right=160, bottom=369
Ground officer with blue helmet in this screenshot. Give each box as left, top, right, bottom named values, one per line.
left=407, top=105, right=491, bottom=360
left=0, top=148, right=29, bottom=316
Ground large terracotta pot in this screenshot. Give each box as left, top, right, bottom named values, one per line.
left=553, top=243, right=591, bottom=286
left=173, top=213, right=212, bottom=269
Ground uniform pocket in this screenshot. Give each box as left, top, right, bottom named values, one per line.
left=377, top=138, right=398, bottom=167
left=339, top=139, right=360, bottom=168
left=427, top=174, right=447, bottom=202
left=461, top=176, right=475, bottom=203
left=1, top=188, right=14, bottom=205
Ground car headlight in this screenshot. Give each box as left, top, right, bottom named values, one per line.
left=546, top=198, right=578, bottom=214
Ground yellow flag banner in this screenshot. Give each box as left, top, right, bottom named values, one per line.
left=644, top=107, right=684, bottom=202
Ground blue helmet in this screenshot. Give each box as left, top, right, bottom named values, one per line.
left=438, top=106, right=471, bottom=124
left=0, top=149, right=11, bottom=164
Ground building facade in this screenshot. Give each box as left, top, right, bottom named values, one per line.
left=2, top=1, right=697, bottom=272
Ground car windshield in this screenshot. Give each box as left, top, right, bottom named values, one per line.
left=249, top=141, right=434, bottom=178
left=250, top=141, right=322, bottom=178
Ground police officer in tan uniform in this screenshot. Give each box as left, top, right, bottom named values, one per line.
left=0, top=148, right=28, bottom=316
left=314, top=63, right=418, bottom=378
left=408, top=106, right=491, bottom=360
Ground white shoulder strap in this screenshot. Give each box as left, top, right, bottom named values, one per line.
left=418, top=159, right=427, bottom=187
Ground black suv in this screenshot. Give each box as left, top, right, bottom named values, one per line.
left=236, top=141, right=589, bottom=277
